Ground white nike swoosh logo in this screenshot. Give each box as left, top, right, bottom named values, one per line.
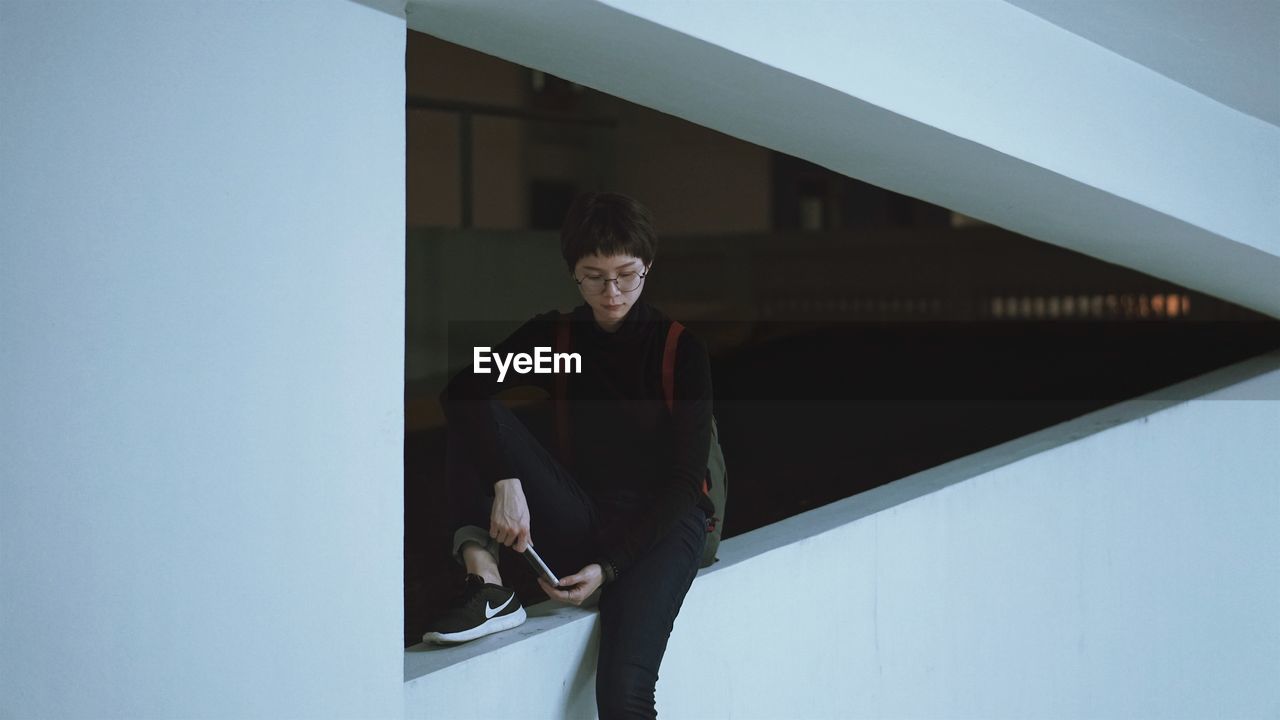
left=485, top=593, right=515, bottom=619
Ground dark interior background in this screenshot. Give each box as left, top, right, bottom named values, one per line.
left=403, top=31, right=1280, bottom=647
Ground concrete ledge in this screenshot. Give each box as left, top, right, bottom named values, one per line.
left=406, top=349, right=1280, bottom=718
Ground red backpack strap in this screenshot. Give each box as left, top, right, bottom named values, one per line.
left=555, top=312, right=572, bottom=467
left=662, top=321, right=711, bottom=500
left=662, top=321, right=684, bottom=414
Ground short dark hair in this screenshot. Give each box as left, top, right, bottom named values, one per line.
left=559, top=191, right=658, bottom=274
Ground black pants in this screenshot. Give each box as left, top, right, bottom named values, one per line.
left=447, top=398, right=707, bottom=719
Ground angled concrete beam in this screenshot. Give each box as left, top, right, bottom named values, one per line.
left=408, top=0, right=1280, bottom=318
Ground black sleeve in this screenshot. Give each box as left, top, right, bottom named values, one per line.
left=597, top=330, right=712, bottom=581
left=438, top=310, right=558, bottom=485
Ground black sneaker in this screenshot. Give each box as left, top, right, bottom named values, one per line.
left=422, top=573, right=526, bottom=644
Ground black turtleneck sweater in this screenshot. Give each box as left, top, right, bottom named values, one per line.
left=439, top=299, right=715, bottom=582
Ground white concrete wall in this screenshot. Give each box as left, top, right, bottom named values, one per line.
left=406, top=352, right=1280, bottom=718
left=0, top=2, right=406, bottom=717
left=597, top=0, right=1278, bottom=259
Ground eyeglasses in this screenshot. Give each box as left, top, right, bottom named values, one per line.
left=574, top=268, right=648, bottom=294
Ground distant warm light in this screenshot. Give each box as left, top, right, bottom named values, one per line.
left=981, top=291, right=1196, bottom=321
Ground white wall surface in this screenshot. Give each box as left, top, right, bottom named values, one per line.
left=0, top=1, right=406, bottom=717
left=406, top=351, right=1280, bottom=719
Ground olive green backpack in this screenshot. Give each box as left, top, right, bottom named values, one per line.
left=554, top=313, right=726, bottom=568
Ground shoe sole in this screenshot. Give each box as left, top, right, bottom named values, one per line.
left=423, top=605, right=527, bottom=645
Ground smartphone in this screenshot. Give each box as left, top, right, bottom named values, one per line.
left=523, top=544, right=560, bottom=587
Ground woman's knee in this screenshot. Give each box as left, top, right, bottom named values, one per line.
left=596, top=659, right=657, bottom=720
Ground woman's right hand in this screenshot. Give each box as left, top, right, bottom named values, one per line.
left=491, top=478, right=532, bottom=552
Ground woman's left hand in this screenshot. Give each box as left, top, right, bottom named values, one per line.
left=538, top=563, right=604, bottom=606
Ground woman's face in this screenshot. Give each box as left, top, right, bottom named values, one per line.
left=573, top=253, right=650, bottom=331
